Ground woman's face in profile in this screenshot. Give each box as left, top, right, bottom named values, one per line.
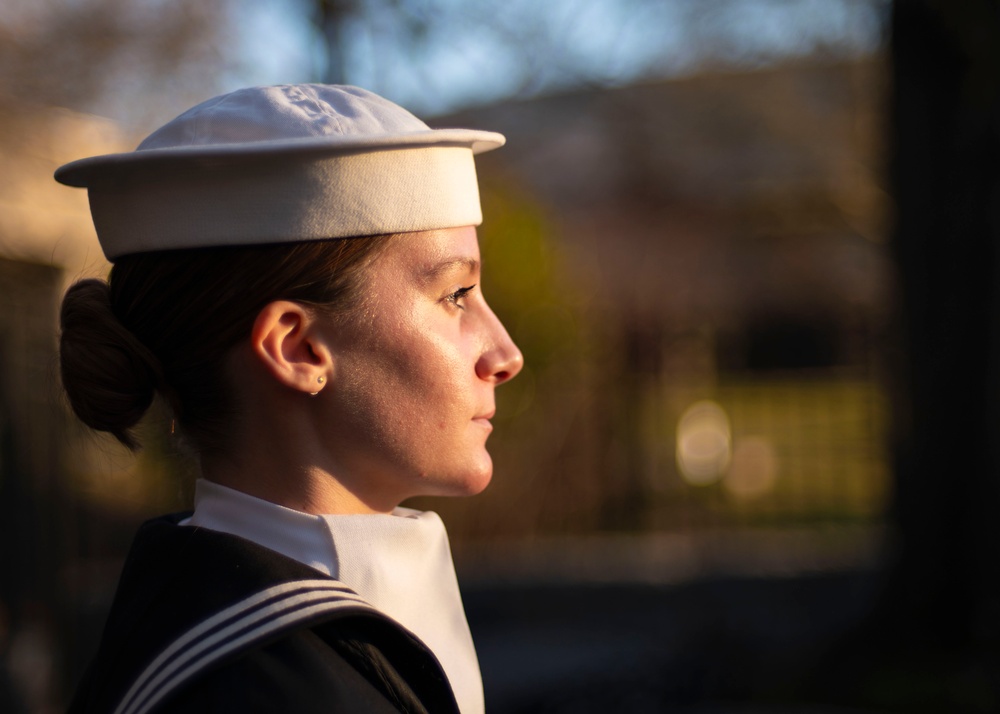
left=316, top=226, right=523, bottom=507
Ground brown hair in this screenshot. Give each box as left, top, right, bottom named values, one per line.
left=59, top=236, right=391, bottom=453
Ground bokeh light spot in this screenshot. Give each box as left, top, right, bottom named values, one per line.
left=676, top=400, right=732, bottom=486
left=724, top=436, right=779, bottom=499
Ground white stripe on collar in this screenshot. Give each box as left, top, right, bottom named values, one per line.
left=116, top=580, right=373, bottom=714
left=183, top=479, right=485, bottom=714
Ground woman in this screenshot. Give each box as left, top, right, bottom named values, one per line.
left=57, top=84, right=523, bottom=714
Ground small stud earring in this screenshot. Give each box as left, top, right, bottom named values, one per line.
left=310, top=375, right=326, bottom=397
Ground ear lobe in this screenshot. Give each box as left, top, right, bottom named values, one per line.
left=251, top=301, right=332, bottom=395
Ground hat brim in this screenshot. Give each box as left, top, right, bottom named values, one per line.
left=55, top=128, right=505, bottom=188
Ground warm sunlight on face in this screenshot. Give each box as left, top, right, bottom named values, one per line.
left=316, top=226, right=523, bottom=507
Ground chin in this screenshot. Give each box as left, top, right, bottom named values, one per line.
left=460, top=468, right=493, bottom=497
left=458, top=452, right=494, bottom=496
left=420, top=457, right=494, bottom=498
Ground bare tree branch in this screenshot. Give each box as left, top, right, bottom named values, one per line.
left=0, top=0, right=230, bottom=125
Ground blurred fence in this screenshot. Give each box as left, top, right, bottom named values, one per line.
left=650, top=371, right=888, bottom=529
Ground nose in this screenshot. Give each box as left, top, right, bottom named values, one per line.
left=476, top=307, right=524, bottom=385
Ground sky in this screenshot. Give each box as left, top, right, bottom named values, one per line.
left=224, top=0, right=888, bottom=117
left=0, top=0, right=888, bottom=133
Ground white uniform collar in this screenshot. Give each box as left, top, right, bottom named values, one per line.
left=184, top=479, right=484, bottom=714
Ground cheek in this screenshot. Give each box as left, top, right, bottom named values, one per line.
left=377, top=326, right=470, bottom=394
left=337, top=333, right=465, bottom=433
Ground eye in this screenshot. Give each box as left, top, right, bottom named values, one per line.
left=444, top=284, right=476, bottom=310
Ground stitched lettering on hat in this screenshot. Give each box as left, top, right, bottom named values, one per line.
left=138, top=85, right=430, bottom=151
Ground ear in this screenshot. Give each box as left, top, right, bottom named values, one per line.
left=250, top=301, right=332, bottom=395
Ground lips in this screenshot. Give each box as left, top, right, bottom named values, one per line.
left=473, top=409, right=495, bottom=430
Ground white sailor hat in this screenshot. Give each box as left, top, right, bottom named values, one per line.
left=55, top=84, right=505, bottom=261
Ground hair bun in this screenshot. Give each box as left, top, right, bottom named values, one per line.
left=59, top=279, right=163, bottom=449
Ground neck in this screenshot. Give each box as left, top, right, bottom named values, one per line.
left=201, top=454, right=391, bottom=515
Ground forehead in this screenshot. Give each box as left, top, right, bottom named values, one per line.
left=379, top=226, right=481, bottom=279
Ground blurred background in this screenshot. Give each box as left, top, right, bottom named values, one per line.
left=2, top=0, right=999, bottom=712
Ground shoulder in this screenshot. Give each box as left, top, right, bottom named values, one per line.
left=157, top=621, right=435, bottom=714
left=70, top=515, right=458, bottom=714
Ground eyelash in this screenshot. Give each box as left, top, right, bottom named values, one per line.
left=445, top=284, right=476, bottom=309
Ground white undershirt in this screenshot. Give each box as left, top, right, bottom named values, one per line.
left=182, top=479, right=484, bottom=714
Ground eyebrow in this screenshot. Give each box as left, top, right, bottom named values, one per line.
left=421, top=257, right=480, bottom=282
